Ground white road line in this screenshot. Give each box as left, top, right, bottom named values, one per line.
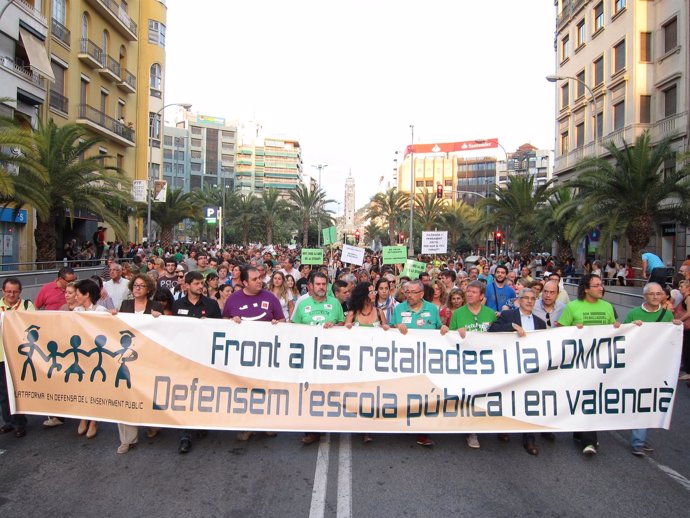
left=0, top=449, right=6, bottom=455
left=308, top=434, right=331, bottom=518
left=337, top=433, right=352, bottom=518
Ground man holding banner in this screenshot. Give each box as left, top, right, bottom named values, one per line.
left=390, top=279, right=448, bottom=447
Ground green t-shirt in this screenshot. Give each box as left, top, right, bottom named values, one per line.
left=558, top=298, right=616, bottom=326
left=449, top=305, right=497, bottom=332
left=624, top=305, right=673, bottom=323
left=390, top=300, right=442, bottom=330
left=292, top=296, right=345, bottom=326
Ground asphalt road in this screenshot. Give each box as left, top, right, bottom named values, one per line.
left=1, top=383, right=689, bottom=518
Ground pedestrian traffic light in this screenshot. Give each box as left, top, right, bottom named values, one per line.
left=355, top=229, right=360, bottom=244
left=495, top=230, right=502, bottom=241
left=436, top=183, right=443, bottom=199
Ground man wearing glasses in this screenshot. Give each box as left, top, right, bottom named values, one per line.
left=35, top=267, right=77, bottom=311
left=532, top=280, right=565, bottom=329
left=558, top=274, right=620, bottom=456
left=390, top=278, right=448, bottom=447
left=489, top=287, right=546, bottom=455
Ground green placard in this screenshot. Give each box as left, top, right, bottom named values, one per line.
left=301, top=248, right=324, bottom=265
left=322, top=226, right=337, bottom=246
left=382, top=246, right=408, bottom=264
left=400, top=259, right=427, bottom=279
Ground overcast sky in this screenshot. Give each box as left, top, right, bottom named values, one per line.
left=165, top=0, right=557, bottom=213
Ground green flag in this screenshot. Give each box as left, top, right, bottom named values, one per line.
left=322, top=226, right=337, bottom=246
left=400, top=259, right=427, bottom=279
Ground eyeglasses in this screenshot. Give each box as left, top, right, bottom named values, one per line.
left=407, top=290, right=423, bottom=295
left=520, top=296, right=536, bottom=301
left=133, top=284, right=147, bottom=289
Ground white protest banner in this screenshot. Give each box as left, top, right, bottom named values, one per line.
left=3, top=312, right=682, bottom=434
left=341, top=244, right=365, bottom=266
left=132, top=180, right=147, bottom=203
left=422, top=231, right=448, bottom=254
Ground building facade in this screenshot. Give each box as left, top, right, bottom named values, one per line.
left=553, top=0, right=688, bottom=264
left=343, top=173, right=355, bottom=232
left=235, top=137, right=303, bottom=196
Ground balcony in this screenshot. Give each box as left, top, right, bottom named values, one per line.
left=49, top=89, right=68, bottom=115
left=14, top=0, right=48, bottom=30
left=651, top=112, right=688, bottom=142
left=1, top=56, right=46, bottom=102
left=85, top=0, right=138, bottom=41
left=98, top=54, right=121, bottom=83
left=117, top=69, right=136, bottom=93
left=77, top=104, right=135, bottom=147
left=51, top=19, right=70, bottom=48
left=78, top=39, right=103, bottom=68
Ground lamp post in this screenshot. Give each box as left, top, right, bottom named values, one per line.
left=147, top=102, right=192, bottom=245
left=546, top=75, right=599, bottom=155
left=311, top=164, right=327, bottom=246
left=408, top=124, right=414, bottom=258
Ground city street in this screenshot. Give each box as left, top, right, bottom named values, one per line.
left=1, top=381, right=689, bottom=517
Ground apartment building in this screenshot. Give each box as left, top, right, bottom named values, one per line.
left=235, top=137, right=303, bottom=196
left=553, top=0, right=688, bottom=263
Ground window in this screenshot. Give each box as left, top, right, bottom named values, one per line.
left=164, top=135, right=172, bottom=146
left=222, top=142, right=234, bottom=151
left=117, top=100, right=125, bottom=120
left=191, top=150, right=202, bottom=159
left=560, top=131, right=569, bottom=154
left=149, top=63, right=162, bottom=90
left=149, top=112, right=161, bottom=140
left=53, top=0, right=66, bottom=24
left=80, top=78, right=88, bottom=105
left=561, top=83, right=569, bottom=109
left=613, top=39, right=625, bottom=73
left=640, top=32, right=652, bottom=62
left=100, top=90, right=107, bottom=114
left=222, top=130, right=235, bottom=139
left=594, top=56, right=604, bottom=85
left=191, top=138, right=201, bottom=147
left=175, top=150, right=185, bottom=160
left=163, top=149, right=172, bottom=159
left=81, top=13, right=88, bottom=40
left=174, top=137, right=185, bottom=147
left=191, top=126, right=202, bottom=135
left=148, top=20, right=166, bottom=48
left=51, top=61, right=66, bottom=95
left=640, top=95, right=651, bottom=123
left=594, top=111, right=603, bottom=139
left=614, top=0, right=625, bottom=14
left=163, top=162, right=172, bottom=173
left=576, top=70, right=585, bottom=98
left=663, top=17, right=677, bottom=54
left=663, top=85, right=677, bottom=117
left=561, top=35, right=570, bottom=62
left=175, top=163, right=184, bottom=175
left=191, top=163, right=201, bottom=172
left=576, top=123, right=585, bottom=147
left=576, top=19, right=586, bottom=47
left=613, top=101, right=625, bottom=130
left=102, top=30, right=109, bottom=56
left=593, top=2, right=604, bottom=32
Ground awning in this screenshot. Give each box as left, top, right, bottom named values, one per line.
left=19, top=28, right=54, bottom=82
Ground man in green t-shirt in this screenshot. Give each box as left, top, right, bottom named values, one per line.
left=449, top=280, right=496, bottom=450
left=623, top=282, right=680, bottom=457
left=558, top=274, right=620, bottom=456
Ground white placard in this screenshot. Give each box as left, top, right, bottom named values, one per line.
left=341, top=244, right=365, bottom=265
left=3, top=234, right=13, bottom=256
left=132, top=180, right=147, bottom=203
left=422, top=231, right=448, bottom=254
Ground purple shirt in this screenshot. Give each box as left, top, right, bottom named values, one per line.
left=223, top=289, right=284, bottom=321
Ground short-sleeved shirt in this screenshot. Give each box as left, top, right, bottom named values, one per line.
left=484, top=283, right=516, bottom=312
left=558, top=299, right=616, bottom=326
left=642, top=253, right=664, bottom=271
left=624, top=305, right=673, bottom=324
left=171, top=295, right=222, bottom=319
left=532, top=299, right=566, bottom=328
left=157, top=274, right=179, bottom=292
left=222, top=289, right=284, bottom=321
left=449, top=305, right=497, bottom=332
left=292, top=296, right=345, bottom=326
left=34, top=280, right=66, bottom=311
left=390, top=300, right=442, bottom=330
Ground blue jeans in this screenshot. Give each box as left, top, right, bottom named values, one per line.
left=631, top=428, right=647, bottom=450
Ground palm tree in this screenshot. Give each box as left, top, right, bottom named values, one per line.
left=414, top=191, right=446, bottom=231
left=440, top=201, right=480, bottom=251
left=0, top=107, right=40, bottom=197
left=5, top=120, right=131, bottom=263
left=565, top=131, right=690, bottom=270
left=288, top=185, right=334, bottom=247
left=365, top=188, right=409, bottom=245
left=475, top=175, right=554, bottom=258
left=151, top=188, right=197, bottom=248
left=227, top=192, right=261, bottom=246
left=363, top=221, right=386, bottom=247
left=259, top=188, right=289, bottom=244
left=541, top=187, right=577, bottom=265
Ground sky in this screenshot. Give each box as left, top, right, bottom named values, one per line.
left=164, top=1, right=557, bottom=214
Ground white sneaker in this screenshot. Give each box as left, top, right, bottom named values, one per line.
left=42, top=417, right=63, bottom=428
left=466, top=433, right=481, bottom=449
left=583, top=444, right=597, bottom=455
left=678, top=373, right=690, bottom=381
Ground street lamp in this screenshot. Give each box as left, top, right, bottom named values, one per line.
left=311, top=164, right=327, bottom=246
left=408, top=124, right=414, bottom=258
left=546, top=75, right=599, bottom=154
left=147, top=102, right=192, bottom=245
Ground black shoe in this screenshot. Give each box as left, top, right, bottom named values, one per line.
left=0, top=424, right=14, bottom=434
left=541, top=432, right=556, bottom=441
left=178, top=438, right=192, bottom=454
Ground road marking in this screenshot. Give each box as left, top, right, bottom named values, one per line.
left=337, top=433, right=352, bottom=518
left=308, top=434, right=331, bottom=518
left=0, top=449, right=5, bottom=455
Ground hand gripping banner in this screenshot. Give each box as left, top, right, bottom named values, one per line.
left=1, top=312, right=683, bottom=433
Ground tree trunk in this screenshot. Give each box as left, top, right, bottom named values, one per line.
left=35, top=215, right=57, bottom=268
left=160, top=226, right=173, bottom=249
left=266, top=222, right=273, bottom=245
left=627, top=214, right=654, bottom=286
left=556, top=238, right=574, bottom=265
left=302, top=216, right=309, bottom=247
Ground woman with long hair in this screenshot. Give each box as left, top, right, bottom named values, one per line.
left=230, top=264, right=242, bottom=288
left=374, top=277, right=397, bottom=323
left=205, top=272, right=220, bottom=299
left=152, top=287, right=175, bottom=316
left=269, top=271, right=294, bottom=320
left=59, top=282, right=78, bottom=311
left=284, top=274, right=298, bottom=302
left=440, top=288, right=465, bottom=327
left=215, top=283, right=233, bottom=313
left=116, top=274, right=163, bottom=454
left=430, top=280, right=448, bottom=310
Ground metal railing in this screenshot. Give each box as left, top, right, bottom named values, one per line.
left=79, top=38, right=103, bottom=64
left=78, top=104, right=135, bottom=142
left=1, top=56, right=45, bottom=87
left=103, top=54, right=121, bottom=77
left=14, top=0, right=47, bottom=25
left=99, top=0, right=138, bottom=36
left=122, top=69, right=136, bottom=90
left=49, top=89, right=69, bottom=113
left=51, top=19, right=70, bottom=47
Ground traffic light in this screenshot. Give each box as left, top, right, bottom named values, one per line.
left=495, top=230, right=503, bottom=241
left=436, top=183, right=443, bottom=199
left=399, top=232, right=405, bottom=244
left=355, top=229, right=361, bottom=244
